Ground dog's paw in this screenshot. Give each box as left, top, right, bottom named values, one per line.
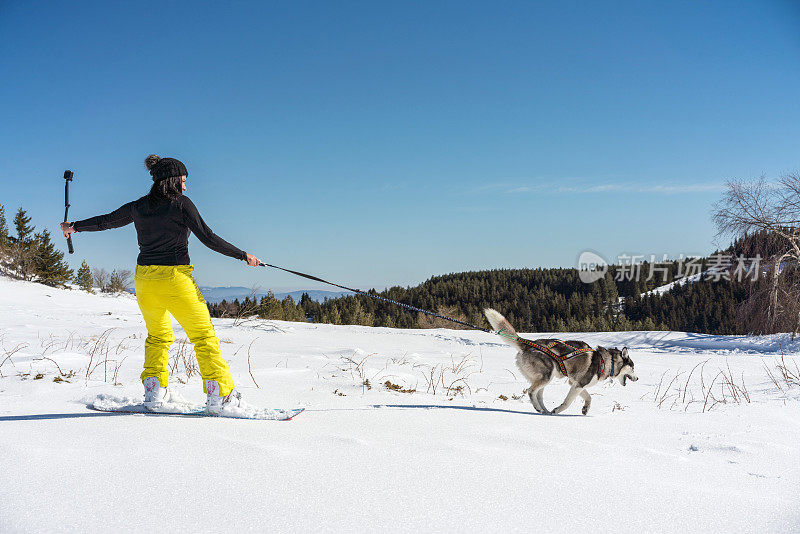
left=582, top=405, right=590, bottom=415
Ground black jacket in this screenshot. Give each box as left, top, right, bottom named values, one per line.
left=73, top=195, right=246, bottom=265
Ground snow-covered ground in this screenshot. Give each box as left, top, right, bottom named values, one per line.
left=1, top=275, right=799, bottom=533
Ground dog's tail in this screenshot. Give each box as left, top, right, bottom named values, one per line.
left=484, top=308, right=523, bottom=349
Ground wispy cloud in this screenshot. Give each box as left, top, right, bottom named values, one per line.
left=635, top=183, right=725, bottom=193
left=377, top=183, right=407, bottom=192
left=484, top=181, right=725, bottom=195
left=467, top=182, right=517, bottom=193
left=452, top=205, right=494, bottom=213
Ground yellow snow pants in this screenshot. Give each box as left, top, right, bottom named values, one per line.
left=135, top=265, right=234, bottom=396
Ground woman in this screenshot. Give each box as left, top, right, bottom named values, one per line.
left=61, top=154, right=260, bottom=413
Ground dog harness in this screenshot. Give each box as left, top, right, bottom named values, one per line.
left=497, top=329, right=594, bottom=376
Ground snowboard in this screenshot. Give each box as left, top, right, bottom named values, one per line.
left=89, top=393, right=305, bottom=421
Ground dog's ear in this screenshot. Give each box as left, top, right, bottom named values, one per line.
left=622, top=347, right=628, bottom=357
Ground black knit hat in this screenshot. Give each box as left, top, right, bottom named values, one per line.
left=144, top=155, right=188, bottom=182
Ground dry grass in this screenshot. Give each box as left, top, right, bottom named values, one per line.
left=247, top=339, right=259, bottom=388
left=110, top=356, right=128, bottom=386
left=84, top=330, right=113, bottom=382
left=168, top=338, right=199, bottom=384
left=324, top=350, right=484, bottom=397
left=323, top=350, right=483, bottom=398
left=414, top=353, right=480, bottom=397
left=339, top=352, right=378, bottom=394
left=84, top=331, right=136, bottom=384
left=0, top=341, right=28, bottom=377
left=763, top=354, right=800, bottom=394
left=5, top=330, right=136, bottom=384
left=651, top=359, right=752, bottom=412
left=384, top=380, right=415, bottom=393
left=32, top=356, right=75, bottom=382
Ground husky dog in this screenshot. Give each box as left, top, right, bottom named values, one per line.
left=484, top=308, right=638, bottom=415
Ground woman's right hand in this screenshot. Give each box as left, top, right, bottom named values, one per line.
left=245, top=253, right=261, bottom=267
left=60, top=222, right=76, bottom=238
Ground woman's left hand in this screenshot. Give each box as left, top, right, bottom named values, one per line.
left=60, top=222, right=76, bottom=238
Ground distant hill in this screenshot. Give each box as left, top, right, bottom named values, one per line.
left=199, top=286, right=352, bottom=304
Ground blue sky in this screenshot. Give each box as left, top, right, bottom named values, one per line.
left=1, top=1, right=799, bottom=290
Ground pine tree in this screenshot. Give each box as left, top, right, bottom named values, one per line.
left=614, top=316, right=632, bottom=331
left=342, top=298, right=366, bottom=325
left=0, top=203, right=9, bottom=267
left=299, top=293, right=322, bottom=323
left=12, top=207, right=35, bottom=279
left=0, top=203, right=8, bottom=251
left=32, top=229, right=74, bottom=287
left=258, top=291, right=283, bottom=320
left=594, top=315, right=611, bottom=332
left=13, top=207, right=33, bottom=244
left=281, top=295, right=306, bottom=322
left=75, top=261, right=94, bottom=293
left=325, top=305, right=342, bottom=325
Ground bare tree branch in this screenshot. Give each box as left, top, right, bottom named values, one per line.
left=713, top=173, right=800, bottom=335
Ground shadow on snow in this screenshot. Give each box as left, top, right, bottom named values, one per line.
left=1, top=404, right=583, bottom=421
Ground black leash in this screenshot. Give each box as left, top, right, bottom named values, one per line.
left=257, top=262, right=609, bottom=380
left=258, top=262, right=491, bottom=332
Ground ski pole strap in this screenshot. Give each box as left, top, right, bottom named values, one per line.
left=258, top=262, right=492, bottom=332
